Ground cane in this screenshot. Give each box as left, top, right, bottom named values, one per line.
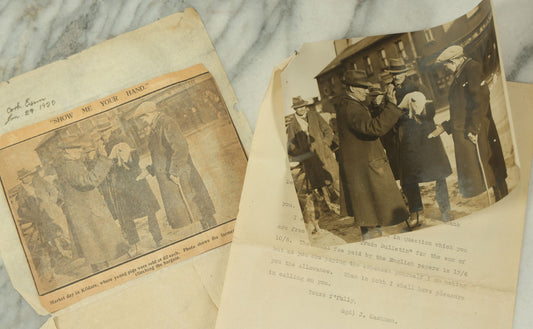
left=473, top=138, right=493, bottom=205
left=170, top=175, right=196, bottom=223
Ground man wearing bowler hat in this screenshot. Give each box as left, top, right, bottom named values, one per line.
left=367, top=84, right=397, bottom=166
left=382, top=59, right=410, bottom=182
left=335, top=69, right=408, bottom=240
left=433, top=45, right=508, bottom=201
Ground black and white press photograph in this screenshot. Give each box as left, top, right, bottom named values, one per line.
left=0, top=71, right=248, bottom=294
left=282, top=0, right=517, bottom=246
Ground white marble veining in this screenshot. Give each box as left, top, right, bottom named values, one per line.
left=0, top=1, right=532, bottom=328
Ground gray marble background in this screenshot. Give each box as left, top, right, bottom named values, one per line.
left=0, top=0, right=532, bottom=328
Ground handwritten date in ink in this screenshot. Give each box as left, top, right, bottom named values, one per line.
left=5, top=97, right=56, bottom=125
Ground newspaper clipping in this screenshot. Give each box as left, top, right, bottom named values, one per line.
left=0, top=64, right=247, bottom=312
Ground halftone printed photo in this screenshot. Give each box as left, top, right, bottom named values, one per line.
left=0, top=65, right=247, bottom=311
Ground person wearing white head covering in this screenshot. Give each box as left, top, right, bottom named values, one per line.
left=396, top=91, right=452, bottom=225
left=100, top=128, right=163, bottom=254
left=384, top=58, right=453, bottom=226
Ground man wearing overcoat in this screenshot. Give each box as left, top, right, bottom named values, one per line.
left=434, top=45, right=508, bottom=201
left=16, top=168, right=60, bottom=279
left=53, top=139, right=129, bottom=272
left=286, top=96, right=339, bottom=233
left=336, top=69, right=409, bottom=240
left=133, top=101, right=217, bottom=231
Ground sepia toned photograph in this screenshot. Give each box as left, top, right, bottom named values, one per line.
left=282, top=0, right=517, bottom=246
left=0, top=69, right=248, bottom=296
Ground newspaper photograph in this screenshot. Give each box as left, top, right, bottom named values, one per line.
left=282, top=0, right=517, bottom=245
left=0, top=64, right=247, bottom=311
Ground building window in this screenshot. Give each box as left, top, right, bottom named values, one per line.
left=424, top=29, right=435, bottom=43
left=353, top=62, right=358, bottom=70
left=364, top=56, right=374, bottom=75
left=396, top=40, right=407, bottom=59
left=379, top=49, right=389, bottom=67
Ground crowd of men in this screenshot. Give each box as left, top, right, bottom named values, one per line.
left=14, top=101, right=216, bottom=280
left=287, top=45, right=508, bottom=241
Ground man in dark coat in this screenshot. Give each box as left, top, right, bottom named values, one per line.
left=336, top=69, right=409, bottom=240
left=287, top=97, right=336, bottom=189
left=53, top=140, right=130, bottom=273
left=286, top=96, right=338, bottom=233
left=367, top=85, right=400, bottom=178
left=98, top=127, right=163, bottom=250
left=434, top=45, right=508, bottom=201
left=385, top=58, right=453, bottom=224
left=16, top=168, right=61, bottom=281
left=133, top=101, right=217, bottom=230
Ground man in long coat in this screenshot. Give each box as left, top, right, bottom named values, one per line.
left=53, top=140, right=129, bottom=273
left=133, top=102, right=217, bottom=230
left=384, top=58, right=453, bottom=224
left=435, top=45, right=508, bottom=201
left=286, top=96, right=339, bottom=233
left=16, top=168, right=60, bottom=280
left=336, top=69, right=409, bottom=240
left=287, top=97, right=339, bottom=190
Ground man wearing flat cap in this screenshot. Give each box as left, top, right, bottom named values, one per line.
left=336, top=69, right=409, bottom=240
left=286, top=96, right=339, bottom=233
left=434, top=45, right=508, bottom=201
left=133, top=101, right=217, bottom=231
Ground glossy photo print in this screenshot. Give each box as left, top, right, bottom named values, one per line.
left=282, top=0, right=516, bottom=246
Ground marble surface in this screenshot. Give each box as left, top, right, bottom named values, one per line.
left=0, top=0, right=532, bottom=328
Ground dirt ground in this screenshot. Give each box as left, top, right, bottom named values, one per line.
left=304, top=72, right=519, bottom=247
